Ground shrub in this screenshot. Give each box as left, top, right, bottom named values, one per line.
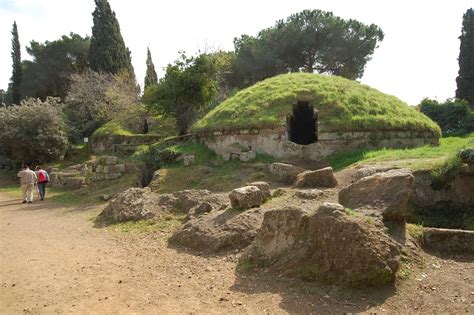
left=419, top=98, right=474, bottom=136
left=0, top=97, right=68, bottom=164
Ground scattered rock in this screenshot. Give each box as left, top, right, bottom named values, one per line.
left=269, top=163, right=305, bottom=183
left=184, top=155, right=195, bottom=167
left=247, top=181, right=271, bottom=199
left=229, top=186, right=265, bottom=210
left=98, top=194, right=111, bottom=201
left=294, top=189, right=324, bottom=200
left=242, top=203, right=401, bottom=287
left=339, top=169, right=414, bottom=221
left=192, top=202, right=213, bottom=215
left=293, top=167, right=337, bottom=188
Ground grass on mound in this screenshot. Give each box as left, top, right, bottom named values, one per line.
left=327, top=133, right=474, bottom=171
left=193, top=73, right=440, bottom=135
left=91, top=103, right=178, bottom=142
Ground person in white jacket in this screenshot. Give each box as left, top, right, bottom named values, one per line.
left=17, top=165, right=37, bottom=203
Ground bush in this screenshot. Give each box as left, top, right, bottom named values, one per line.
left=0, top=97, right=68, bottom=164
left=419, top=98, right=474, bottom=136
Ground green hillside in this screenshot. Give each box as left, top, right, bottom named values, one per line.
left=193, top=73, right=441, bottom=136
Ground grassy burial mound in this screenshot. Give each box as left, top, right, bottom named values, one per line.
left=193, top=73, right=441, bottom=136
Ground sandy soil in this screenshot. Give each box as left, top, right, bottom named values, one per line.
left=0, top=190, right=473, bottom=314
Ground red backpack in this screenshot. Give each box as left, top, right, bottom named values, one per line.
left=38, top=171, right=48, bottom=183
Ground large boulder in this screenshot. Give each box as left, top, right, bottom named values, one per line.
left=98, top=188, right=228, bottom=223
left=170, top=207, right=268, bottom=253
left=269, top=163, right=305, bottom=183
left=242, top=203, right=401, bottom=287
left=293, top=167, right=338, bottom=188
left=98, top=187, right=157, bottom=222
left=229, top=186, right=265, bottom=210
left=339, top=169, right=414, bottom=221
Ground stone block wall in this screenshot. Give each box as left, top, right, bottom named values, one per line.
left=49, top=155, right=129, bottom=189
left=198, top=128, right=439, bottom=160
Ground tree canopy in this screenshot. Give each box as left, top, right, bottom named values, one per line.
left=143, top=53, right=218, bottom=135
left=10, top=21, right=22, bottom=105
left=89, top=0, right=134, bottom=77
left=144, top=47, right=158, bottom=91
left=65, top=70, right=139, bottom=142
left=231, top=9, right=384, bottom=87
left=21, top=33, right=90, bottom=101
left=456, top=8, right=474, bottom=107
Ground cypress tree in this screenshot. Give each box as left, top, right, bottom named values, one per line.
left=89, top=0, right=134, bottom=76
left=10, top=21, right=21, bottom=105
left=456, top=8, right=474, bottom=106
left=144, top=47, right=158, bottom=90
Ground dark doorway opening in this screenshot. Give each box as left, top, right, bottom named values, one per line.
left=287, top=101, right=318, bottom=145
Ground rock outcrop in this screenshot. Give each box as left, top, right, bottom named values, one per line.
left=339, top=169, right=414, bottom=221
left=98, top=187, right=157, bottom=222
left=170, top=207, right=268, bottom=253
left=410, top=168, right=474, bottom=212
left=242, top=203, right=401, bottom=287
left=293, top=167, right=337, bottom=188
left=98, top=188, right=228, bottom=223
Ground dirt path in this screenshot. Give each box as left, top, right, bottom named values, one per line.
left=0, top=191, right=473, bottom=314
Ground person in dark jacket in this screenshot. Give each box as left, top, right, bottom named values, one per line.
left=35, top=165, right=50, bottom=201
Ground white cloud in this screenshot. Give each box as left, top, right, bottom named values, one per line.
left=0, top=0, right=471, bottom=104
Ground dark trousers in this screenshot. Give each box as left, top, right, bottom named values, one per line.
left=37, top=182, right=47, bottom=200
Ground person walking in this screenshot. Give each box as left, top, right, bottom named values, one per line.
left=17, top=165, right=37, bottom=204
left=35, top=165, right=50, bottom=201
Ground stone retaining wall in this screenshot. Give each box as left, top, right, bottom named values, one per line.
left=198, top=128, right=439, bottom=160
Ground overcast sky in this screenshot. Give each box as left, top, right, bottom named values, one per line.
left=0, top=0, right=471, bottom=105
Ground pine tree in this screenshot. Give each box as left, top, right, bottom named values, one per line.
left=10, top=21, right=21, bottom=105
left=144, top=47, right=158, bottom=90
left=89, top=0, right=134, bottom=76
left=456, top=8, right=474, bottom=106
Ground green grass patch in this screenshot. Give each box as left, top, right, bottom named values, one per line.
left=327, top=133, right=474, bottom=171
left=192, top=73, right=440, bottom=136
left=406, top=223, right=424, bottom=242
left=100, top=214, right=186, bottom=233
left=92, top=121, right=134, bottom=140
left=344, top=208, right=357, bottom=216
